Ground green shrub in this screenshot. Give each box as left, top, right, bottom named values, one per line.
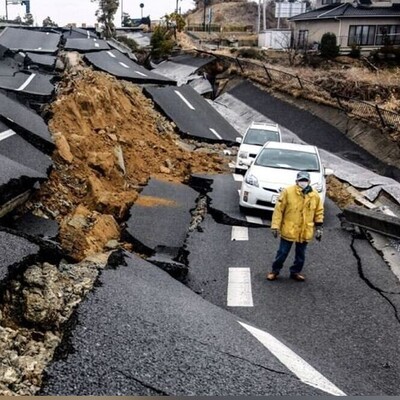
left=150, top=26, right=174, bottom=59
left=116, top=36, right=138, bottom=51
left=237, top=47, right=260, bottom=59
left=320, top=32, right=339, bottom=58
left=349, top=44, right=361, bottom=58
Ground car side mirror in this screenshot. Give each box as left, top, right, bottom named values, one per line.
left=324, top=167, right=333, bottom=176
left=236, top=137, right=242, bottom=144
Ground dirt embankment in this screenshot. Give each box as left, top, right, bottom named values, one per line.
left=26, top=69, right=228, bottom=261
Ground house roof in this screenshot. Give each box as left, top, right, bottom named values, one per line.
left=289, top=3, right=400, bottom=21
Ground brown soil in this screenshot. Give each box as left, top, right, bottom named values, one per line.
left=326, top=175, right=356, bottom=209
left=26, top=68, right=228, bottom=261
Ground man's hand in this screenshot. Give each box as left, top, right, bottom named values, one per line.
left=271, top=229, right=279, bottom=239
left=315, top=227, right=323, bottom=242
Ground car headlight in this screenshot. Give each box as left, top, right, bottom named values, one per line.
left=238, top=151, right=248, bottom=159
left=312, top=182, right=323, bottom=192
left=245, top=174, right=259, bottom=187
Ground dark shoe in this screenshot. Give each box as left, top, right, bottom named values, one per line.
left=267, top=272, right=279, bottom=281
left=290, top=273, right=305, bottom=282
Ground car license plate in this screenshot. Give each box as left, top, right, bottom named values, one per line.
left=271, top=195, right=278, bottom=204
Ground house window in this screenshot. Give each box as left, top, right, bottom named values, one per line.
left=297, top=30, right=308, bottom=48
left=376, top=25, right=400, bottom=45
left=349, top=24, right=400, bottom=46
left=348, top=25, right=376, bottom=46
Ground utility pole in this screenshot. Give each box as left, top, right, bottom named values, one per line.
left=203, top=0, right=207, bottom=32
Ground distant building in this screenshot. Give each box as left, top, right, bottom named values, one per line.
left=289, top=0, right=400, bottom=52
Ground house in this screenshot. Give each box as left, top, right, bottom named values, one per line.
left=288, top=0, right=400, bottom=53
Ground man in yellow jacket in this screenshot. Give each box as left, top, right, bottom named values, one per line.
left=267, top=170, right=324, bottom=282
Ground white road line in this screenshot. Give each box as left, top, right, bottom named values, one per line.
left=233, top=173, right=243, bottom=182
left=119, top=62, right=130, bottom=69
left=227, top=268, right=253, bottom=307
left=19, top=52, right=25, bottom=57
left=107, top=51, right=116, bottom=58
left=17, top=74, right=36, bottom=91
left=134, top=70, right=147, bottom=77
left=239, top=322, right=346, bottom=396
left=174, top=90, right=195, bottom=110
left=209, top=128, right=222, bottom=140
left=94, top=42, right=100, bottom=47
left=0, top=129, right=16, bottom=142
left=87, top=30, right=91, bottom=38
left=231, top=226, right=249, bottom=241
left=246, top=215, right=263, bottom=225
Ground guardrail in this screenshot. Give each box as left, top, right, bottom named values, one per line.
left=200, top=51, right=400, bottom=133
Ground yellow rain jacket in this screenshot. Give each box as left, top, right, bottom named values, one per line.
left=271, top=184, right=324, bottom=243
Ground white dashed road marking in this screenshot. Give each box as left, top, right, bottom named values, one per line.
left=0, top=130, right=15, bottom=142
left=174, top=91, right=195, bottom=110
left=227, top=268, right=253, bottom=307
left=134, top=71, right=147, bottom=77
left=209, top=128, right=222, bottom=140
left=119, top=62, right=130, bottom=69
left=239, top=322, right=346, bottom=396
left=107, top=51, right=116, bottom=58
left=245, top=215, right=264, bottom=225
left=17, top=74, right=36, bottom=91
left=231, top=226, right=248, bottom=241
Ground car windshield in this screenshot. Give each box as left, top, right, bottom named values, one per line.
left=254, top=148, right=320, bottom=171
left=243, top=128, right=279, bottom=145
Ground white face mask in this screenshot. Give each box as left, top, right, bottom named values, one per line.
left=297, top=181, right=309, bottom=189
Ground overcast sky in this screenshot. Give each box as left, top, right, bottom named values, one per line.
left=1, top=0, right=196, bottom=27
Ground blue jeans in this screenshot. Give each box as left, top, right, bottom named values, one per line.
left=271, top=238, right=308, bottom=275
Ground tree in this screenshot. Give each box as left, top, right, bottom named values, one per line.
left=42, top=16, right=58, bottom=27
left=91, top=0, right=119, bottom=39
left=23, top=13, right=34, bottom=25
left=12, top=16, right=22, bottom=24
left=150, top=25, right=175, bottom=60
left=320, top=32, right=340, bottom=58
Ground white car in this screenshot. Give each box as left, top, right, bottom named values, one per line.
left=235, top=122, right=282, bottom=174
left=239, top=142, right=333, bottom=211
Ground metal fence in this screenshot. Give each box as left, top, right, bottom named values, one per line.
left=210, top=52, right=400, bottom=133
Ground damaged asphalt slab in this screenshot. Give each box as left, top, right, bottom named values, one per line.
left=0, top=230, right=39, bottom=282
left=40, top=252, right=321, bottom=396
left=125, top=178, right=198, bottom=258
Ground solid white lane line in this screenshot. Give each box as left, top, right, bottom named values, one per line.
left=119, top=62, right=130, bottom=69
left=246, top=215, right=263, bottom=225
left=134, top=70, right=147, bottom=76
left=17, top=74, right=36, bottom=91
left=239, top=322, right=346, bottom=396
left=107, top=51, right=116, bottom=58
left=0, top=129, right=16, bottom=142
left=227, top=268, right=253, bottom=307
left=231, top=226, right=248, bottom=241
left=233, top=173, right=243, bottom=182
left=209, top=128, right=222, bottom=140
left=174, top=90, right=195, bottom=110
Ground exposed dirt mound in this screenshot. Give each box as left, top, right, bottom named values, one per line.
left=186, top=1, right=259, bottom=30
left=26, top=69, right=228, bottom=261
